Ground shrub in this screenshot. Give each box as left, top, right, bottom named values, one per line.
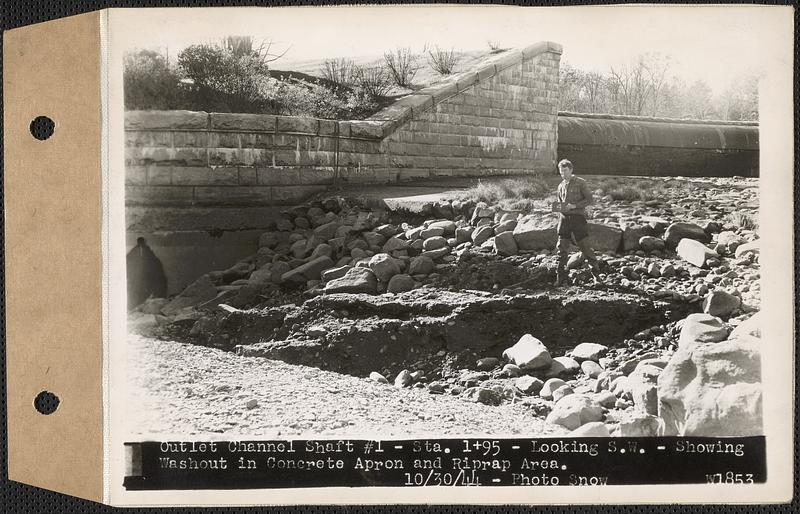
left=320, top=58, right=358, bottom=88
left=456, top=176, right=551, bottom=212
left=426, top=44, right=460, bottom=75
left=258, top=77, right=377, bottom=120
left=352, top=64, right=394, bottom=99
left=383, top=48, right=420, bottom=88
left=123, top=50, right=183, bottom=110
left=178, top=39, right=273, bottom=113
left=729, top=211, right=758, bottom=231
left=487, top=40, right=504, bottom=54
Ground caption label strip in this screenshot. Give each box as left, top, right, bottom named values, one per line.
left=124, top=436, right=766, bottom=489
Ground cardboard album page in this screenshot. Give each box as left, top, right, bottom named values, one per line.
left=5, top=5, right=795, bottom=506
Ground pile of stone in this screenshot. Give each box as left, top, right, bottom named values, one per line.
left=365, top=307, right=760, bottom=438
left=129, top=191, right=760, bottom=344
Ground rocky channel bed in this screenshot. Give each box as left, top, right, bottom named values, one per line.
left=128, top=176, right=762, bottom=438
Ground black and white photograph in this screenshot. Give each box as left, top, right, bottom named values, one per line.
left=105, top=4, right=793, bottom=504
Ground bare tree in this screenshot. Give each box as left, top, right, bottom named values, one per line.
left=222, top=36, right=290, bottom=64
left=425, top=44, right=460, bottom=75
left=321, top=58, right=358, bottom=88
left=583, top=71, right=607, bottom=113
left=642, top=53, right=671, bottom=116
left=609, top=57, right=652, bottom=115
left=383, top=48, right=420, bottom=88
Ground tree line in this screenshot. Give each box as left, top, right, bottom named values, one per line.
left=559, top=53, right=758, bottom=121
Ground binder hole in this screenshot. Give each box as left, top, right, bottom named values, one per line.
left=34, top=390, right=60, bottom=415
left=29, top=116, right=55, bottom=140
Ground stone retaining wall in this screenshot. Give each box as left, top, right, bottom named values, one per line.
left=124, top=42, right=562, bottom=208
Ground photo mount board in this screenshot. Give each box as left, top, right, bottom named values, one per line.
left=2, top=6, right=795, bottom=506
left=4, top=10, right=104, bottom=503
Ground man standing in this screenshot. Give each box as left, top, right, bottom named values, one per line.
left=554, top=159, right=600, bottom=286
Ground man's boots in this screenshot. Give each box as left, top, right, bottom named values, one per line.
left=554, top=252, right=569, bottom=286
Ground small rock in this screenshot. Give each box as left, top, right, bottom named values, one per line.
left=581, top=360, right=604, bottom=379
left=515, top=375, right=544, bottom=395
left=476, top=357, right=501, bottom=371
left=245, top=399, right=259, bottom=410
left=394, top=370, right=413, bottom=388
left=540, top=378, right=566, bottom=400
left=368, top=253, right=401, bottom=282
left=552, top=384, right=575, bottom=402
left=369, top=372, right=388, bottom=384
left=501, top=364, right=522, bottom=378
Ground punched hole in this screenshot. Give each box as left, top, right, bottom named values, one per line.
left=34, top=390, right=60, bottom=415
left=29, top=116, right=55, bottom=141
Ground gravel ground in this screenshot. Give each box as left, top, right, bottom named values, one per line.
left=127, top=335, right=566, bottom=439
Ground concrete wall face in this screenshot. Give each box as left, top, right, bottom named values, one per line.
left=557, top=114, right=759, bottom=177
left=383, top=52, right=560, bottom=181
left=124, top=48, right=562, bottom=209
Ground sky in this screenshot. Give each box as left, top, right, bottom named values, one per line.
left=114, top=5, right=792, bottom=95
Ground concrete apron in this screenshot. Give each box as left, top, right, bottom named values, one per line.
left=127, top=205, right=283, bottom=295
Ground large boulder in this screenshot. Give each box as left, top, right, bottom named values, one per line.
left=387, top=274, right=415, bottom=293
left=546, top=394, right=604, bottom=430
left=664, top=222, right=710, bottom=248
left=621, top=224, right=652, bottom=251
left=570, top=421, right=611, bottom=437
left=313, top=221, right=341, bottom=242
left=324, top=267, right=378, bottom=294
left=703, top=290, right=741, bottom=318
left=586, top=223, right=623, bottom=253
left=382, top=237, right=409, bottom=253
left=471, top=226, right=494, bottom=245
left=570, top=342, right=608, bottom=362
left=408, top=255, right=435, bottom=275
left=730, top=312, right=760, bottom=340
left=422, top=236, right=448, bottom=251
left=734, top=240, right=760, bottom=259
left=493, top=231, right=518, bottom=256
left=512, top=216, right=558, bottom=251
left=678, top=313, right=729, bottom=349
left=626, top=363, right=663, bottom=415
left=502, top=334, right=552, bottom=370
left=281, top=256, right=335, bottom=284
left=658, top=334, right=762, bottom=436
left=368, top=253, right=401, bottom=282
left=638, top=236, right=666, bottom=252
left=676, top=238, right=718, bottom=267
left=428, top=220, right=457, bottom=236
